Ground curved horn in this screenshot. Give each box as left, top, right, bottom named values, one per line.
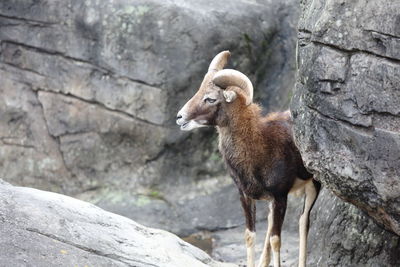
left=212, top=69, right=254, bottom=106
left=208, top=51, right=231, bottom=72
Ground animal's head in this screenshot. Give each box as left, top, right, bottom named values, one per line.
left=176, top=51, right=253, bottom=131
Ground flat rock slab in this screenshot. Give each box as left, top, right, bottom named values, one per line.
left=0, top=181, right=236, bottom=267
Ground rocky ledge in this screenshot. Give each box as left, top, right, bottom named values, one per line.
left=0, top=179, right=235, bottom=267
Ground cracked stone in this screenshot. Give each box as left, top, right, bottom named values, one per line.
left=0, top=74, right=72, bottom=194
left=299, top=0, right=400, bottom=61
left=292, top=0, right=400, bottom=265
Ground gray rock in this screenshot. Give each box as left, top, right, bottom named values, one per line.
left=298, top=0, right=400, bottom=60
left=292, top=0, right=400, bottom=236
left=291, top=0, right=400, bottom=264
left=309, top=189, right=400, bottom=267
left=0, top=180, right=236, bottom=267
left=0, top=75, right=72, bottom=193
left=0, top=0, right=299, bottom=236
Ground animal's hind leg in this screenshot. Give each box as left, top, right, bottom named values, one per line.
left=240, top=192, right=256, bottom=267
left=298, top=180, right=321, bottom=267
left=270, top=196, right=287, bottom=267
left=257, top=202, right=273, bottom=267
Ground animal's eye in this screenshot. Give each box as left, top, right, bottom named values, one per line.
left=204, top=98, right=216, bottom=104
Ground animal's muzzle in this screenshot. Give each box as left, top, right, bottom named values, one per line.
left=176, top=113, right=185, bottom=126
left=176, top=112, right=190, bottom=129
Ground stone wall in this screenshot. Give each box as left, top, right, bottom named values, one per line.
left=0, top=0, right=299, bottom=235
left=292, top=0, right=400, bottom=265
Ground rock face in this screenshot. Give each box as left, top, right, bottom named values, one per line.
left=291, top=0, right=400, bottom=264
left=0, top=0, right=299, bottom=236
left=309, top=189, right=400, bottom=267
left=292, top=0, right=400, bottom=236
left=0, top=180, right=236, bottom=267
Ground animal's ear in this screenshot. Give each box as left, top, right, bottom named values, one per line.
left=223, top=90, right=237, bottom=103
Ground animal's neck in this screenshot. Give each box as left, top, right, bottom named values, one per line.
left=216, top=103, right=264, bottom=161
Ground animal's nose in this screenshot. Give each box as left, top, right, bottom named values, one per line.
left=176, top=113, right=185, bottom=125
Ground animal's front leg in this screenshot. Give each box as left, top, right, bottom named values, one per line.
left=240, top=192, right=256, bottom=267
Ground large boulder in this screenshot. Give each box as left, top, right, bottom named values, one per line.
left=309, top=189, right=400, bottom=266
left=291, top=0, right=400, bottom=264
left=0, top=180, right=235, bottom=267
left=292, top=0, right=400, bottom=236
left=0, top=0, right=299, bottom=235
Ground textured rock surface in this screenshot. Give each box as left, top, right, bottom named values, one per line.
left=291, top=0, right=400, bottom=265
left=309, top=189, right=400, bottom=267
left=292, top=0, right=400, bottom=236
left=0, top=180, right=236, bottom=267
left=0, top=0, right=299, bottom=236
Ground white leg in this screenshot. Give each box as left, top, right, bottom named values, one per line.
left=298, top=181, right=318, bottom=267
left=245, top=228, right=256, bottom=267
left=270, top=235, right=281, bottom=267
left=257, top=204, right=273, bottom=267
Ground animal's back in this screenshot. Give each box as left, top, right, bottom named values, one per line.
left=261, top=110, right=312, bottom=182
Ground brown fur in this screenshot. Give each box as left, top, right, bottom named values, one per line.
left=216, top=91, right=311, bottom=201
